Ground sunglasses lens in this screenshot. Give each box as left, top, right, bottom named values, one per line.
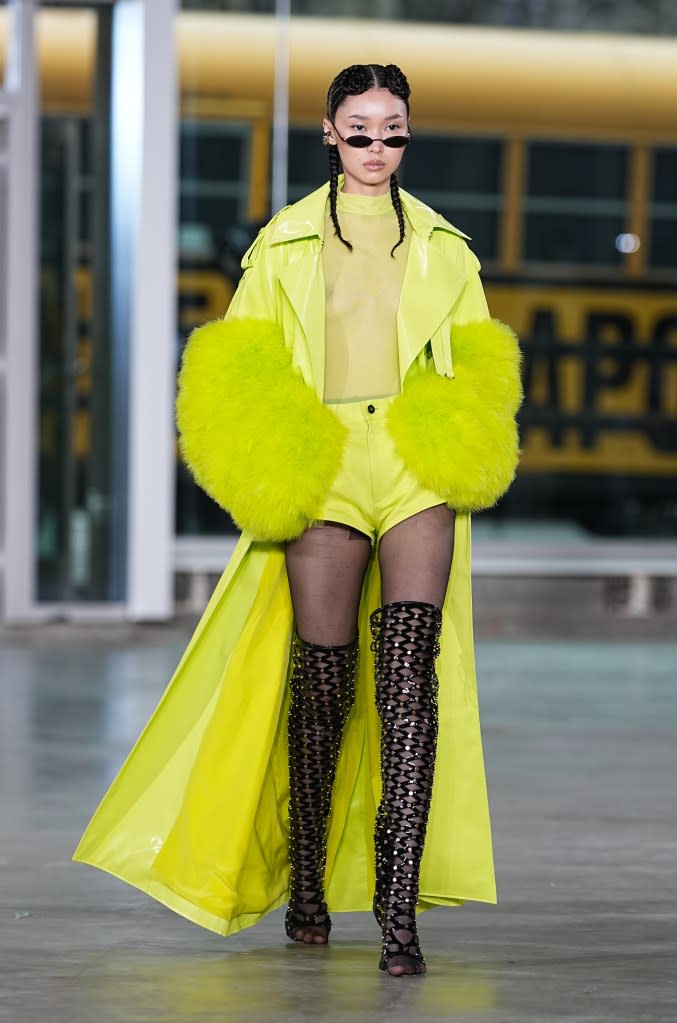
left=344, top=135, right=373, bottom=148
left=340, top=133, right=411, bottom=149
left=343, top=135, right=410, bottom=149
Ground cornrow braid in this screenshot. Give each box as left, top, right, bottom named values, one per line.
left=389, top=172, right=406, bottom=257
left=328, top=144, right=352, bottom=252
left=325, top=63, right=411, bottom=255
left=326, top=64, right=411, bottom=122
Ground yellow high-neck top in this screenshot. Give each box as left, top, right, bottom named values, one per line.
left=322, top=189, right=411, bottom=403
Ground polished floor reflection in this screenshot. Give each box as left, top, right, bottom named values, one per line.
left=1, top=628, right=676, bottom=1022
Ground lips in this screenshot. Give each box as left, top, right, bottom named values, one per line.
left=363, top=161, right=385, bottom=170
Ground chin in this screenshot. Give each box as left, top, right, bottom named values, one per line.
left=363, top=172, right=390, bottom=186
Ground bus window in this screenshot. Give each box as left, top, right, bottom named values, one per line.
left=649, top=147, right=677, bottom=270
left=524, top=141, right=628, bottom=266
left=287, top=130, right=504, bottom=263
left=179, top=120, right=252, bottom=262
left=400, top=135, right=503, bottom=262
left=288, top=128, right=327, bottom=203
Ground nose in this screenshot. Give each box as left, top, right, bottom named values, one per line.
left=367, top=137, right=385, bottom=152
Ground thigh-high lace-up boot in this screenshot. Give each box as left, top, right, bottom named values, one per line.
left=285, top=634, right=358, bottom=943
left=370, top=600, right=443, bottom=975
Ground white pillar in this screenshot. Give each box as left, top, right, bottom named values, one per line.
left=111, top=0, right=178, bottom=620
left=271, top=0, right=290, bottom=214
left=1, top=0, right=39, bottom=622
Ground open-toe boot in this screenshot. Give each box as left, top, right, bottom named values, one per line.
left=285, top=634, right=358, bottom=943
left=370, top=600, right=442, bottom=975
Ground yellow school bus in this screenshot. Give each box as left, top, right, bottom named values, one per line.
left=2, top=9, right=676, bottom=535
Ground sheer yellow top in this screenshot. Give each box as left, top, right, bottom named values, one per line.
left=322, top=189, right=411, bottom=403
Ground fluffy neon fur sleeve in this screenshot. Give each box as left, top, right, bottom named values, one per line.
left=387, top=319, right=523, bottom=513
left=176, top=318, right=346, bottom=541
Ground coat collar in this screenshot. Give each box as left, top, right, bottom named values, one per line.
left=273, top=181, right=470, bottom=393
left=269, top=179, right=471, bottom=245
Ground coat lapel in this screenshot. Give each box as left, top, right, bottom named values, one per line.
left=397, top=232, right=468, bottom=385
left=270, top=185, right=330, bottom=395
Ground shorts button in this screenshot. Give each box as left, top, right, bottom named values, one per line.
left=367, top=404, right=376, bottom=414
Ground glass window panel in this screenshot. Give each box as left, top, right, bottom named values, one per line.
left=78, top=189, right=92, bottom=254
left=524, top=142, right=629, bottom=266
left=653, top=147, right=677, bottom=202
left=525, top=213, right=625, bottom=265
left=288, top=128, right=329, bottom=194
left=38, top=104, right=122, bottom=599
left=179, top=195, right=241, bottom=245
left=180, top=126, right=244, bottom=181
left=649, top=149, right=677, bottom=269
left=178, top=123, right=250, bottom=248
left=78, top=118, right=92, bottom=176
left=528, top=141, right=628, bottom=199
left=402, top=136, right=501, bottom=193
left=401, top=136, right=502, bottom=260
left=649, top=219, right=677, bottom=269
left=38, top=119, right=70, bottom=599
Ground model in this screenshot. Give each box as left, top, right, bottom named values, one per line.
left=74, top=63, right=522, bottom=978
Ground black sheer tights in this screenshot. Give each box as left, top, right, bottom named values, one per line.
left=284, top=506, right=455, bottom=958
left=285, top=506, right=455, bottom=641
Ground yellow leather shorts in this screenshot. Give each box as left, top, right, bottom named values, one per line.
left=314, top=395, right=445, bottom=545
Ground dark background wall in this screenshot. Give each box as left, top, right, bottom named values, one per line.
left=181, top=0, right=677, bottom=35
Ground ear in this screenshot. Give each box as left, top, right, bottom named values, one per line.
left=322, top=117, right=338, bottom=145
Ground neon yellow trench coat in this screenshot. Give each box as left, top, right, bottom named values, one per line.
left=73, top=182, right=504, bottom=936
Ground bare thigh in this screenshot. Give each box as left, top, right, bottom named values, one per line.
left=285, top=522, right=373, bottom=645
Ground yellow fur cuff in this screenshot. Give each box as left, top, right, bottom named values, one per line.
left=387, top=319, right=523, bottom=513
left=176, top=318, right=346, bottom=541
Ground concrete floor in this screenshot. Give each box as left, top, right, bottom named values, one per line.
left=1, top=626, right=676, bottom=1022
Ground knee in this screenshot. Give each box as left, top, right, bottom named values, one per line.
left=294, top=620, right=359, bottom=647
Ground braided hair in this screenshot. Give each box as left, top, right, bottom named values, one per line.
left=326, top=63, right=410, bottom=257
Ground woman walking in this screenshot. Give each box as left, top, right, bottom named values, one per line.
left=74, top=63, right=521, bottom=977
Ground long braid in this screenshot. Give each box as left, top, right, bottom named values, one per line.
left=325, top=63, right=411, bottom=255
left=328, top=145, right=352, bottom=251
left=389, top=173, right=406, bottom=257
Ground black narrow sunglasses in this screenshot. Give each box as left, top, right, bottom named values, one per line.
left=328, top=122, right=412, bottom=149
